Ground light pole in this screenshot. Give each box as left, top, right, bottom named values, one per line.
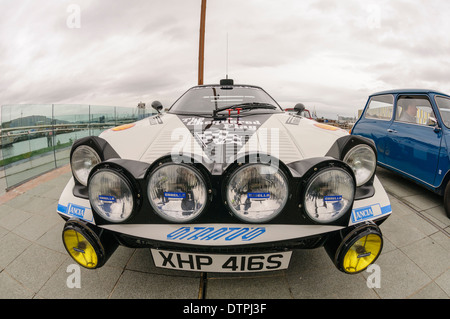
left=198, top=0, right=207, bottom=85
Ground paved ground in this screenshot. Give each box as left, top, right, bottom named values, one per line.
left=0, top=165, right=448, bottom=300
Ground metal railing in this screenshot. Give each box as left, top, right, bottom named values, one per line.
left=0, top=104, right=154, bottom=190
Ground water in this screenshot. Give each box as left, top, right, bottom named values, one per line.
left=0, top=128, right=108, bottom=189
left=1, top=128, right=105, bottom=160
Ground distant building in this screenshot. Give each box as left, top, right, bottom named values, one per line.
left=137, top=102, right=146, bottom=120
left=337, top=115, right=356, bottom=124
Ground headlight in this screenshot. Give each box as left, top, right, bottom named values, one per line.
left=71, top=145, right=101, bottom=186
left=304, top=167, right=355, bottom=223
left=225, top=164, right=289, bottom=223
left=343, top=144, right=376, bottom=187
left=88, top=169, right=135, bottom=223
left=147, top=164, right=208, bottom=223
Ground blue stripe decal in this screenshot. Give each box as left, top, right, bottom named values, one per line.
left=57, top=204, right=67, bottom=214
left=381, top=205, right=392, bottom=215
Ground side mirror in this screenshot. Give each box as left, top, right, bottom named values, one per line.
left=427, top=117, right=437, bottom=126
left=294, top=103, right=305, bottom=115
left=428, top=117, right=441, bottom=133
left=151, top=101, right=163, bottom=113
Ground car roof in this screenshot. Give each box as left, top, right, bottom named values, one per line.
left=192, top=84, right=264, bottom=90
left=370, top=88, right=450, bottom=97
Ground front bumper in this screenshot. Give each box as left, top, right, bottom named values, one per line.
left=59, top=134, right=391, bottom=273
left=57, top=174, right=391, bottom=273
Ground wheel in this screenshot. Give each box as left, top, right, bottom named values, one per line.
left=443, top=182, right=450, bottom=219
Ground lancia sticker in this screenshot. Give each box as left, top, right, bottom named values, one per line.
left=67, top=203, right=86, bottom=219
left=57, top=203, right=94, bottom=222
left=351, top=204, right=391, bottom=224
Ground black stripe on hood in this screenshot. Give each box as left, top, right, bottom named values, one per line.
left=176, top=113, right=273, bottom=165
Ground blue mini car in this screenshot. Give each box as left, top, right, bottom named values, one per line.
left=351, top=89, right=450, bottom=218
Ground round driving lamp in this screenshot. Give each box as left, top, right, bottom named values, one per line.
left=334, top=225, right=383, bottom=274
left=62, top=221, right=105, bottom=269
left=88, top=169, right=135, bottom=223
left=147, top=163, right=208, bottom=223
left=225, top=164, right=289, bottom=223
left=303, top=167, right=355, bottom=223
left=343, top=144, right=377, bottom=187
left=71, top=145, right=101, bottom=186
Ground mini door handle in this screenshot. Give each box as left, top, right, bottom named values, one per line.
left=387, top=129, right=397, bottom=133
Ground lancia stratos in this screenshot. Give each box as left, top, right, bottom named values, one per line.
left=57, top=79, right=392, bottom=274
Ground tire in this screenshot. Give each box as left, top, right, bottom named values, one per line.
left=443, top=182, right=450, bottom=219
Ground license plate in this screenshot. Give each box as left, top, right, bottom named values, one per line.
left=151, top=249, right=292, bottom=273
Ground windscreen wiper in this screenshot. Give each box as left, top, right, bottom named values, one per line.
left=213, top=102, right=277, bottom=117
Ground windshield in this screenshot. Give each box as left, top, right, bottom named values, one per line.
left=169, top=86, right=282, bottom=116
left=435, top=96, right=450, bottom=128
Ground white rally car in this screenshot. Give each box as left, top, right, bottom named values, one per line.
left=57, top=79, right=391, bottom=274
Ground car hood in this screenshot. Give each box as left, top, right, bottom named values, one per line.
left=99, top=112, right=348, bottom=167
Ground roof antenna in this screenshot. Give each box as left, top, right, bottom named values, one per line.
left=220, top=33, right=233, bottom=87
left=226, top=32, right=229, bottom=80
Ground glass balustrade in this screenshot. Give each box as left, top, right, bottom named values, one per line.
left=0, top=104, right=153, bottom=190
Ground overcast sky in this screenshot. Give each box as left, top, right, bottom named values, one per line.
left=1, top=0, right=450, bottom=119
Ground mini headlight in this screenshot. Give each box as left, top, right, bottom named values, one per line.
left=304, top=167, right=355, bottom=223
left=226, top=164, right=289, bottom=223
left=147, top=164, right=208, bottom=223
left=343, top=144, right=376, bottom=187
left=88, top=169, right=134, bottom=223
left=71, top=145, right=101, bottom=186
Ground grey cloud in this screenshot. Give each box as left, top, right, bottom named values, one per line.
left=1, top=0, right=450, bottom=119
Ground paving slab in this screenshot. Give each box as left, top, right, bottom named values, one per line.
left=206, top=272, right=292, bottom=299
left=36, top=258, right=124, bottom=299
left=0, top=232, right=32, bottom=271
left=109, top=270, right=201, bottom=299
left=0, top=271, right=34, bottom=299
left=5, top=243, right=67, bottom=294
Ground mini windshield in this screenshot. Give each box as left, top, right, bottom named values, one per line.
left=435, top=96, right=450, bottom=128
left=169, top=86, right=283, bottom=116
